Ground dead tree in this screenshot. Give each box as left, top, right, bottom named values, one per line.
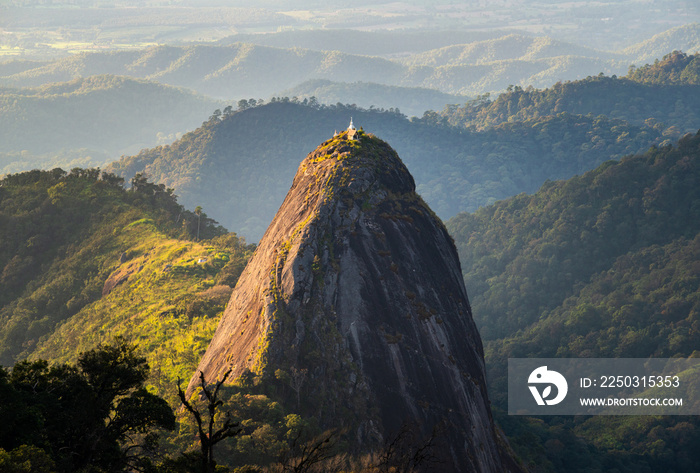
left=276, top=429, right=340, bottom=473
left=177, top=369, right=241, bottom=473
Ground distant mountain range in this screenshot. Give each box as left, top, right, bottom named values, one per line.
left=2, top=24, right=698, bottom=106
left=216, top=29, right=520, bottom=57
left=4, top=49, right=699, bottom=242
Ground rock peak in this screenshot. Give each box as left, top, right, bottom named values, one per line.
left=300, top=130, right=415, bottom=195
left=189, top=132, right=522, bottom=472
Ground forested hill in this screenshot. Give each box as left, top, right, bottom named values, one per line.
left=106, top=100, right=662, bottom=241
left=0, top=168, right=242, bottom=366
left=446, top=131, right=700, bottom=473
left=447, top=130, right=700, bottom=341
left=0, top=75, right=221, bottom=174
left=0, top=75, right=220, bottom=155
left=627, top=50, right=700, bottom=85
left=434, top=51, right=700, bottom=134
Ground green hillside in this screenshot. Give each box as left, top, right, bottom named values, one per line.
left=0, top=168, right=253, bottom=366
left=106, top=100, right=661, bottom=241
left=0, top=75, right=221, bottom=174
left=447, top=130, right=700, bottom=340
left=623, top=23, right=700, bottom=65
left=0, top=168, right=368, bottom=473
left=627, top=50, right=700, bottom=85
left=433, top=52, right=700, bottom=134
left=446, top=131, right=700, bottom=472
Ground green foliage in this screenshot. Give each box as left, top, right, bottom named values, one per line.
left=0, top=445, right=57, bottom=473
left=447, top=131, right=700, bottom=472
left=448, top=130, right=700, bottom=340
left=0, top=167, right=269, bottom=469
left=0, top=339, right=175, bottom=473
left=0, top=167, right=233, bottom=365
left=432, top=69, right=700, bottom=136
left=627, top=51, right=700, bottom=86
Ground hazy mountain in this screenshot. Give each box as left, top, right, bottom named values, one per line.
left=0, top=75, right=221, bottom=173
left=216, top=29, right=523, bottom=57
left=2, top=25, right=698, bottom=101
left=277, top=79, right=469, bottom=117
left=398, top=34, right=622, bottom=68
left=3, top=0, right=696, bottom=55
left=624, top=23, right=700, bottom=64
left=0, top=44, right=406, bottom=99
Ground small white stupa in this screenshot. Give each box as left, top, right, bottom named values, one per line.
left=347, top=117, right=358, bottom=140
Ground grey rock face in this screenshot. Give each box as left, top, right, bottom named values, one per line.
left=189, top=130, right=522, bottom=472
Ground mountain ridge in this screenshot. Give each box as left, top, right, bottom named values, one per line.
left=106, top=100, right=664, bottom=241
left=3, top=25, right=699, bottom=100
left=0, top=74, right=222, bottom=173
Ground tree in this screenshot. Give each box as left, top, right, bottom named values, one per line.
left=288, top=367, right=307, bottom=410
left=195, top=206, right=203, bottom=241
left=0, top=445, right=56, bottom=473
left=1, top=338, right=175, bottom=472
left=274, top=429, right=339, bottom=473
left=209, top=109, right=222, bottom=121
left=177, top=370, right=242, bottom=473
left=364, top=423, right=444, bottom=473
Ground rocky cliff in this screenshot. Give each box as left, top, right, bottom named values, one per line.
left=189, top=128, right=521, bottom=472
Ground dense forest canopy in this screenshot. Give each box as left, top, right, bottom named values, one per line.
left=627, top=50, right=700, bottom=85
left=446, top=131, right=700, bottom=472
left=447, top=130, right=700, bottom=340
left=431, top=51, right=700, bottom=134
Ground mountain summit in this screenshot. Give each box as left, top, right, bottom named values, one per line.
left=189, top=126, right=520, bottom=472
